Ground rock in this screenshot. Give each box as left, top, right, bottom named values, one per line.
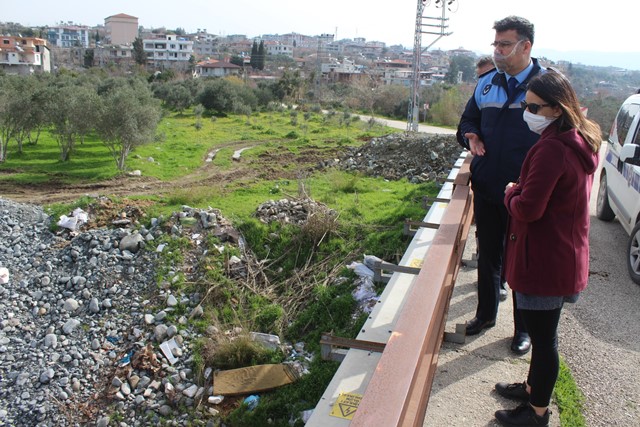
left=167, top=294, right=178, bottom=307
left=182, top=384, right=198, bottom=398
left=89, top=298, right=100, bottom=313
left=62, top=319, right=81, bottom=334
left=154, top=324, right=168, bottom=342
left=166, top=325, right=178, bottom=338
left=96, top=416, right=110, bottom=427
left=44, top=333, right=58, bottom=348
left=63, top=298, right=79, bottom=312
left=119, top=233, right=145, bottom=253
left=189, top=305, right=204, bottom=318
left=159, top=405, right=172, bottom=416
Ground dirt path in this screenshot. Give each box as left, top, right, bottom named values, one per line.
left=0, top=139, right=338, bottom=206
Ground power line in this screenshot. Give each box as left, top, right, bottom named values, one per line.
left=407, top=0, right=456, bottom=132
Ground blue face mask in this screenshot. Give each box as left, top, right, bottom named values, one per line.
left=523, top=110, right=556, bottom=134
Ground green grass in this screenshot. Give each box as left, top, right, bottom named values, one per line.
left=1, top=134, right=118, bottom=184
left=0, top=109, right=394, bottom=184
left=554, top=357, right=587, bottom=426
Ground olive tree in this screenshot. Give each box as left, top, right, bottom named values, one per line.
left=0, top=76, right=19, bottom=162
left=96, top=83, right=161, bottom=171
left=46, top=84, right=100, bottom=161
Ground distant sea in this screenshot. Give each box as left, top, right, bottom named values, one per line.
left=536, top=49, right=640, bottom=71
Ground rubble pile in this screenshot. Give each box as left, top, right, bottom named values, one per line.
left=0, top=200, right=311, bottom=426
left=255, top=198, right=337, bottom=226
left=327, top=133, right=463, bottom=183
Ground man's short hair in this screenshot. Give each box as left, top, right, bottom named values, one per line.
left=493, top=16, right=535, bottom=44
left=476, top=56, right=493, bottom=69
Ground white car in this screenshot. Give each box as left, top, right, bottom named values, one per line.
left=596, top=93, right=640, bottom=284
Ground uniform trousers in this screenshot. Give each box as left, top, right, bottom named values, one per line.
left=473, top=194, right=527, bottom=333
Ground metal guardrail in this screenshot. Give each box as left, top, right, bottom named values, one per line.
left=351, top=156, right=473, bottom=426
left=306, top=154, right=473, bottom=426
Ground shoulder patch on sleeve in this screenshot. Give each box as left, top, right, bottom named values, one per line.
left=482, top=84, right=492, bottom=95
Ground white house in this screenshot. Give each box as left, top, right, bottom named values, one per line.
left=194, top=59, right=241, bottom=77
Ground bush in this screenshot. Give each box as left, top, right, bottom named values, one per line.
left=203, top=335, right=284, bottom=370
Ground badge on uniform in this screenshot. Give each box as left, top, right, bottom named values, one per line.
left=483, top=84, right=491, bottom=95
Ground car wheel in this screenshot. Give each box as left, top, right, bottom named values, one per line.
left=596, top=173, right=615, bottom=221
left=627, top=222, right=640, bottom=285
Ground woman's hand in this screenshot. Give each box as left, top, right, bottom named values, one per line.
left=505, top=182, right=516, bottom=193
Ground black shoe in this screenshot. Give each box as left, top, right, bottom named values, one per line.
left=511, top=332, right=531, bottom=355
left=499, top=287, right=508, bottom=302
left=465, top=317, right=496, bottom=336
left=495, top=381, right=530, bottom=401
left=495, top=403, right=550, bottom=426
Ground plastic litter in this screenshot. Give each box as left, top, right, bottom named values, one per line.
left=118, top=349, right=135, bottom=367
left=208, top=395, right=224, bottom=405
left=57, top=208, right=89, bottom=231
left=159, top=337, right=180, bottom=365
left=243, top=395, right=260, bottom=410
left=347, top=255, right=380, bottom=313
left=0, top=267, right=9, bottom=284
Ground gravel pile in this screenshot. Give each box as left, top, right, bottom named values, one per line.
left=328, top=133, right=462, bottom=183
left=0, top=199, right=315, bottom=426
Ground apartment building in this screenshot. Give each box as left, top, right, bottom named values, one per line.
left=46, top=24, right=90, bottom=48
left=192, top=31, right=219, bottom=58
left=105, top=13, right=138, bottom=45
left=143, top=34, right=193, bottom=69
left=265, top=42, right=293, bottom=58
left=0, top=35, right=51, bottom=74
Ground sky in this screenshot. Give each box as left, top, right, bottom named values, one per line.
left=4, top=0, right=640, bottom=70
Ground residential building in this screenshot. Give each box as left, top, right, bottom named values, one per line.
left=320, top=57, right=362, bottom=83
left=265, top=41, right=293, bottom=58
left=105, top=13, right=138, bottom=45
left=46, top=24, right=90, bottom=48
left=143, top=34, right=194, bottom=70
left=191, top=31, right=219, bottom=58
left=0, top=35, right=51, bottom=74
left=93, top=45, right=134, bottom=67
left=193, top=59, right=241, bottom=77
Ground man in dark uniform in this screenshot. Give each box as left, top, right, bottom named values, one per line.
left=457, top=16, right=546, bottom=355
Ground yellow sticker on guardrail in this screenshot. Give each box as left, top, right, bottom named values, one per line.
left=409, top=258, right=423, bottom=268
left=330, top=392, right=362, bottom=419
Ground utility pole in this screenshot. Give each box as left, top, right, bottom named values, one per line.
left=407, top=0, right=456, bottom=132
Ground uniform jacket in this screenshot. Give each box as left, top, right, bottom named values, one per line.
left=503, top=123, right=599, bottom=296
left=457, top=58, right=545, bottom=203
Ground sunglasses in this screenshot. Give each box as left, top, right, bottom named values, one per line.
left=521, top=100, right=550, bottom=114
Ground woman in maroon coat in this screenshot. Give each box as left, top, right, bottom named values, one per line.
left=493, top=70, right=602, bottom=426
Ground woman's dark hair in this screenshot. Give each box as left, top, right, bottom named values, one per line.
left=527, top=70, right=602, bottom=152
left=493, top=16, right=535, bottom=44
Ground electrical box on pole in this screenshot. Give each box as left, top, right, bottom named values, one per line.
left=406, top=0, right=457, bottom=132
